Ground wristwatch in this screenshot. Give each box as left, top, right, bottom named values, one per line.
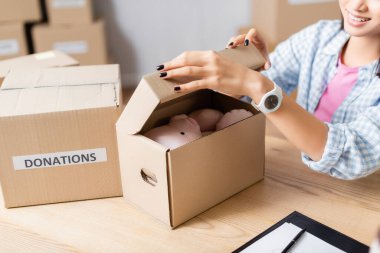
left=251, top=82, right=283, bottom=114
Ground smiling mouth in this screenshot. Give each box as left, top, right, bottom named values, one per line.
left=347, top=10, right=371, bottom=22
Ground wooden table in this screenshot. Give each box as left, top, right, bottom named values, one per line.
left=1, top=120, right=379, bottom=253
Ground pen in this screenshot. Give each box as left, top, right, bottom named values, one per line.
left=281, top=228, right=307, bottom=253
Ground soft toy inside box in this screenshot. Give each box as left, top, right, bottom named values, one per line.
left=116, top=45, right=266, bottom=228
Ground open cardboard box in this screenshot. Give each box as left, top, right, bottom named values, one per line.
left=116, top=45, right=266, bottom=228
left=0, top=0, right=41, bottom=23
left=0, top=64, right=122, bottom=207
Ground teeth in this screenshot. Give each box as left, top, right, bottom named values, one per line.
left=349, top=12, right=370, bottom=22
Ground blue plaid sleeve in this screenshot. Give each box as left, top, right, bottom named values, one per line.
left=302, top=104, right=380, bottom=180
left=242, top=21, right=320, bottom=102
left=262, top=22, right=320, bottom=95
left=241, top=20, right=380, bottom=179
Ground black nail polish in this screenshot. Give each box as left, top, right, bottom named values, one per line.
left=174, top=86, right=181, bottom=91
left=228, top=42, right=233, bottom=46
left=160, top=72, right=167, bottom=78
left=156, top=64, right=164, bottom=71
left=244, top=39, right=249, bottom=46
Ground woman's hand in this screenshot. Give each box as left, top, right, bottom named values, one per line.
left=157, top=50, right=272, bottom=103
left=226, top=28, right=271, bottom=71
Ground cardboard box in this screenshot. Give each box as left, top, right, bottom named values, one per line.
left=0, top=64, right=122, bottom=208
left=0, top=0, right=41, bottom=23
left=116, top=45, right=266, bottom=228
left=252, top=0, right=341, bottom=47
left=0, top=23, right=27, bottom=61
left=46, top=0, right=93, bottom=25
left=0, top=50, right=78, bottom=86
left=32, top=20, right=107, bottom=65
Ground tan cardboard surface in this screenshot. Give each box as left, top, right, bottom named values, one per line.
left=120, top=44, right=265, bottom=135
left=0, top=23, right=27, bottom=60
left=252, top=0, right=341, bottom=46
left=32, top=20, right=107, bottom=65
left=47, top=0, right=93, bottom=25
left=117, top=134, right=171, bottom=225
left=168, top=113, right=265, bottom=227
left=0, top=65, right=120, bottom=116
left=0, top=0, right=41, bottom=23
left=0, top=107, right=122, bottom=208
left=218, top=44, right=265, bottom=70
left=0, top=50, right=79, bottom=80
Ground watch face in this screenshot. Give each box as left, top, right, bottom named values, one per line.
left=264, top=95, right=279, bottom=110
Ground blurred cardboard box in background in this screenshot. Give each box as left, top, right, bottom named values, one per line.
left=0, top=0, right=41, bottom=23
left=46, top=0, right=93, bottom=25
left=0, top=23, right=28, bottom=61
left=32, top=20, right=107, bottom=65
left=0, top=50, right=78, bottom=85
left=0, top=64, right=122, bottom=208
left=251, top=0, right=341, bottom=49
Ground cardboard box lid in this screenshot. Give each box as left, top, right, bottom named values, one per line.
left=0, top=50, right=79, bottom=78
left=121, top=45, right=265, bottom=135
left=0, top=64, right=120, bottom=117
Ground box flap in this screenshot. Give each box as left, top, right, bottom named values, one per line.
left=1, top=64, right=119, bottom=89
left=122, top=44, right=265, bottom=135
left=217, top=44, right=265, bottom=70
left=0, top=50, right=78, bottom=78
left=0, top=64, right=120, bottom=117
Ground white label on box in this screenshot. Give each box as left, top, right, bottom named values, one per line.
left=13, top=148, right=107, bottom=170
left=53, top=41, right=88, bottom=55
left=0, top=39, right=20, bottom=56
left=288, top=0, right=335, bottom=4
left=34, top=51, right=56, bottom=60
left=52, top=0, right=86, bottom=8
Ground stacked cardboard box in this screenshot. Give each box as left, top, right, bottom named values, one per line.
left=239, top=0, right=341, bottom=52
left=0, top=0, right=41, bottom=23
left=0, top=0, right=42, bottom=60
left=33, top=0, right=108, bottom=65
left=0, top=23, right=28, bottom=60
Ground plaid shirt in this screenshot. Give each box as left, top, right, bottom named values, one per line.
left=261, top=20, right=380, bottom=179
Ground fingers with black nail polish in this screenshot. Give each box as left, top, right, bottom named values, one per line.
left=174, top=86, right=181, bottom=91
left=244, top=39, right=249, bottom=46
left=156, top=64, right=164, bottom=71
left=160, top=72, right=167, bottom=78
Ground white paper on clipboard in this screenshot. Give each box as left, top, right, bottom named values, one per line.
left=240, top=222, right=346, bottom=253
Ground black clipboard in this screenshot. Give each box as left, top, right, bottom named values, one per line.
left=232, top=211, right=369, bottom=253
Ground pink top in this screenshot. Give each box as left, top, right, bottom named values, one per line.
left=314, top=56, right=359, bottom=122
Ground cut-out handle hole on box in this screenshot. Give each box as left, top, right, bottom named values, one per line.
left=140, top=168, right=158, bottom=187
